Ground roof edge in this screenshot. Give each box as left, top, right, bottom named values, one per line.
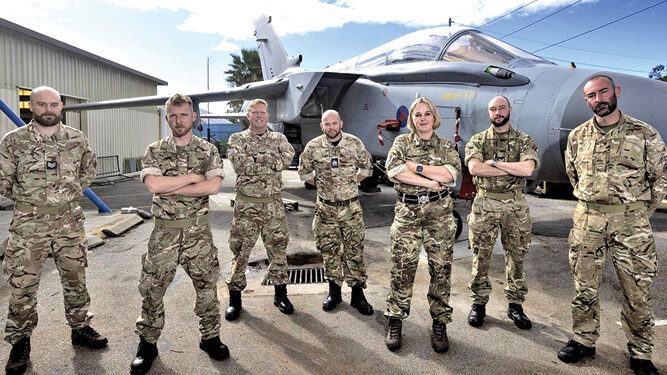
left=0, top=17, right=168, bottom=86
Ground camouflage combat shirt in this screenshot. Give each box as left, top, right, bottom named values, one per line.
left=141, top=135, right=224, bottom=220
left=386, top=133, right=461, bottom=195
left=298, top=132, right=372, bottom=201
left=565, top=111, right=667, bottom=211
left=0, top=121, right=96, bottom=205
left=227, top=129, right=295, bottom=198
left=464, top=125, right=540, bottom=193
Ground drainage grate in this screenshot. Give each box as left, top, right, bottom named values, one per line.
left=262, top=267, right=325, bottom=285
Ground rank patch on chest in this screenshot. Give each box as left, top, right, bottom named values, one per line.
left=330, top=157, right=339, bottom=168
left=46, top=160, right=58, bottom=170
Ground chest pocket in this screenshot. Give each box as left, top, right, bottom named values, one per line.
left=614, top=136, right=645, bottom=169
left=484, top=138, right=519, bottom=162
left=575, top=137, right=595, bottom=177
left=16, top=145, right=44, bottom=182
left=158, top=154, right=180, bottom=177
left=187, top=151, right=208, bottom=175
left=58, top=139, right=82, bottom=176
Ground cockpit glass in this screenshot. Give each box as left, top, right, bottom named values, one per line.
left=442, top=31, right=547, bottom=64
left=442, top=32, right=513, bottom=63
left=356, top=28, right=452, bottom=67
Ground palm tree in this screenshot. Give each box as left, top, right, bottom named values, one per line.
left=224, top=49, right=262, bottom=113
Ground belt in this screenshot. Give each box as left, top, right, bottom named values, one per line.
left=579, top=200, right=645, bottom=213
left=397, top=191, right=449, bottom=204
left=15, top=201, right=78, bottom=215
left=235, top=193, right=275, bottom=204
left=477, top=190, right=520, bottom=200
left=318, top=196, right=358, bottom=207
left=154, top=214, right=209, bottom=228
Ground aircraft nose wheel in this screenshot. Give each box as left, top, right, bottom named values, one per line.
left=453, top=210, right=463, bottom=240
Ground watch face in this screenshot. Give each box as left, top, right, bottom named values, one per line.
left=416, top=165, right=423, bottom=173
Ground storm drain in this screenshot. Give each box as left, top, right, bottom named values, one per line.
left=262, top=267, right=325, bottom=285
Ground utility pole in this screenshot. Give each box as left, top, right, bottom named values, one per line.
left=206, top=57, right=211, bottom=142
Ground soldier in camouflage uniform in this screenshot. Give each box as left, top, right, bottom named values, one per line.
left=383, top=97, right=461, bottom=353
left=225, top=99, right=295, bottom=320
left=0, top=86, right=106, bottom=375
left=558, top=75, right=666, bottom=375
left=464, top=96, right=539, bottom=331
left=131, top=94, right=228, bottom=375
left=298, top=110, right=374, bottom=315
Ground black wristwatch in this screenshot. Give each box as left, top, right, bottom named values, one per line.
left=416, top=164, right=424, bottom=173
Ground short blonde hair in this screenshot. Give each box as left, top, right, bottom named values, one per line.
left=247, top=99, right=268, bottom=113
left=406, top=97, right=441, bottom=134
left=165, top=93, right=193, bottom=111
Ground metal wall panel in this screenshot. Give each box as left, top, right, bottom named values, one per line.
left=0, top=25, right=164, bottom=164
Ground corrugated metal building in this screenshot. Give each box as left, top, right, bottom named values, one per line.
left=0, top=17, right=167, bottom=169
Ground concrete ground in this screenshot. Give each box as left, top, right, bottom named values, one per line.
left=0, top=161, right=665, bottom=375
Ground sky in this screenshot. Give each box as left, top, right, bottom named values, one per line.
left=2, top=0, right=666, bottom=112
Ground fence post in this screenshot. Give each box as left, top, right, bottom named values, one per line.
left=0, top=96, right=113, bottom=213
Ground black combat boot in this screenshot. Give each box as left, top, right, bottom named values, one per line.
left=431, top=320, right=449, bottom=353
left=507, top=303, right=532, bottom=330
left=273, top=284, right=294, bottom=314
left=225, top=290, right=242, bottom=321
left=468, top=304, right=486, bottom=327
left=5, top=337, right=30, bottom=375
left=557, top=340, right=595, bottom=363
left=350, top=284, right=373, bottom=315
left=385, top=318, right=402, bottom=351
left=199, top=336, right=230, bottom=361
left=322, top=280, right=342, bottom=311
left=130, top=337, right=158, bottom=375
left=630, top=358, right=660, bottom=375
left=71, top=325, right=108, bottom=349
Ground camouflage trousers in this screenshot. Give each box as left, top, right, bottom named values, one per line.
left=227, top=196, right=289, bottom=291
left=568, top=201, right=656, bottom=360
left=3, top=207, right=91, bottom=344
left=313, top=199, right=367, bottom=287
left=467, top=193, right=531, bottom=305
left=384, top=197, right=456, bottom=324
left=136, top=222, right=221, bottom=344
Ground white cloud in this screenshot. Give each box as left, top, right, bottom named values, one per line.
left=212, top=39, right=241, bottom=52
left=103, top=0, right=597, bottom=44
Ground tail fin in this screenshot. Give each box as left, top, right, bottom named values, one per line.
left=254, top=15, right=303, bottom=80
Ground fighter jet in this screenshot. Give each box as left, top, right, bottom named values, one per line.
left=65, top=15, right=667, bottom=191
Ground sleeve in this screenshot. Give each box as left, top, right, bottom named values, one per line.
left=464, top=134, right=484, bottom=166
left=227, top=133, right=270, bottom=175
left=78, top=135, right=97, bottom=190
left=298, top=142, right=315, bottom=182
left=357, top=141, right=373, bottom=178
left=442, top=140, right=462, bottom=182
left=140, top=144, right=162, bottom=182
left=205, top=146, right=225, bottom=180
left=256, top=134, right=294, bottom=171
left=519, top=135, right=540, bottom=169
left=564, top=133, right=578, bottom=188
left=0, top=136, right=16, bottom=199
left=386, top=137, right=408, bottom=182
left=644, top=129, right=667, bottom=215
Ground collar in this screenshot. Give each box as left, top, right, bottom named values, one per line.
left=27, top=120, right=65, bottom=141
left=410, top=132, right=439, bottom=146
left=484, top=124, right=515, bottom=139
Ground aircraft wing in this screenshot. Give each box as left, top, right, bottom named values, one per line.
left=63, top=78, right=289, bottom=111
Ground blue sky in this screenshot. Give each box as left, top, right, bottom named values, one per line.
left=3, top=0, right=666, bottom=112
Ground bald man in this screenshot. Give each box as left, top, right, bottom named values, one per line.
left=298, top=110, right=374, bottom=315
left=464, top=95, right=539, bottom=331
left=0, top=86, right=106, bottom=375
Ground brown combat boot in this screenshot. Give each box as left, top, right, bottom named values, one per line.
left=71, top=325, right=108, bottom=349
left=5, top=337, right=30, bottom=375
left=385, top=318, right=402, bottom=351
left=431, top=320, right=449, bottom=353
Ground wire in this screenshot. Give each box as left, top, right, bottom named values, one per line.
left=541, top=56, right=653, bottom=74
left=500, top=0, right=582, bottom=39
left=532, top=0, right=667, bottom=53
left=478, top=0, right=539, bottom=27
